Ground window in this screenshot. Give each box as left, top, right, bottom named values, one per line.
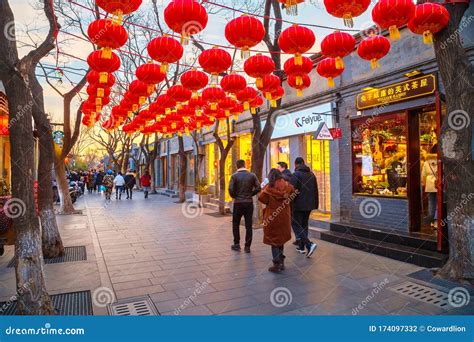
left=351, top=113, right=407, bottom=197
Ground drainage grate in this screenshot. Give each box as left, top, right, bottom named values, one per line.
left=389, top=281, right=450, bottom=308
left=109, top=297, right=159, bottom=316
left=7, top=246, right=87, bottom=268
left=0, top=290, right=93, bottom=315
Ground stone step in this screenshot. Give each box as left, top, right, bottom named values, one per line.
left=204, top=202, right=231, bottom=214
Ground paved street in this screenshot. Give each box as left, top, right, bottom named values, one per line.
left=0, top=192, right=472, bottom=316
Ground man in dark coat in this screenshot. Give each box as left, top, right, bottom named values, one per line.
left=290, top=157, right=318, bottom=258
left=276, top=161, right=292, bottom=182
left=124, top=169, right=137, bottom=199
left=228, top=159, right=261, bottom=253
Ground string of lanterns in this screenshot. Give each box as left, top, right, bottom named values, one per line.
left=81, top=0, right=450, bottom=137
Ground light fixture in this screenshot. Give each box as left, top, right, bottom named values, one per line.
left=404, top=70, right=423, bottom=78
left=362, top=86, right=375, bottom=91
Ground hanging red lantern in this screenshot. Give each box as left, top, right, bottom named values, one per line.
left=202, top=86, right=226, bottom=110
left=136, top=63, right=166, bottom=92
left=320, top=31, right=355, bottom=69
left=316, top=57, right=344, bottom=87
left=230, top=102, right=244, bottom=120
left=256, top=74, right=281, bottom=100
left=180, top=69, right=209, bottom=97
left=249, top=96, right=264, bottom=115
left=283, top=56, right=312, bottom=88
left=278, top=0, right=304, bottom=16
left=278, top=24, right=315, bottom=65
left=236, top=87, right=258, bottom=111
left=139, top=109, right=155, bottom=122
left=167, top=84, right=192, bottom=108
left=147, top=36, right=183, bottom=73
left=268, top=86, right=284, bottom=108
left=372, top=0, right=415, bottom=41
left=244, top=54, right=275, bottom=89
left=87, top=50, right=121, bottom=83
left=225, top=15, right=265, bottom=58
left=87, top=84, right=111, bottom=98
left=408, top=3, right=449, bottom=45
left=288, top=74, right=311, bottom=97
left=324, top=0, right=371, bottom=27
left=87, top=19, right=128, bottom=59
left=220, top=73, right=247, bottom=95
left=87, top=70, right=116, bottom=87
left=357, top=34, right=391, bottom=69
left=219, top=96, right=237, bottom=117
left=0, top=115, right=8, bottom=136
left=198, top=47, right=232, bottom=83
left=96, top=0, right=142, bottom=23
left=155, top=94, right=177, bottom=115
left=164, top=0, right=208, bottom=44
left=82, top=115, right=91, bottom=127
left=188, top=95, right=206, bottom=116
left=82, top=100, right=98, bottom=116
left=128, top=80, right=150, bottom=105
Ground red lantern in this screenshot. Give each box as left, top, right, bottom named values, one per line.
left=202, top=86, right=226, bottom=110
left=155, top=94, right=177, bottom=115
left=220, top=73, right=247, bottom=95
left=82, top=115, right=91, bottom=127
left=87, top=84, right=111, bottom=98
left=96, top=0, right=142, bottom=23
left=231, top=102, right=244, bottom=120
left=136, top=63, right=166, bottom=92
left=244, top=54, right=275, bottom=88
left=225, top=15, right=265, bottom=58
left=87, top=19, right=128, bottom=59
left=324, top=0, right=371, bottom=27
left=288, top=74, right=311, bottom=97
left=249, top=96, right=264, bottom=115
left=189, top=95, right=206, bottom=116
left=408, top=3, right=449, bottom=45
left=357, top=35, right=391, bottom=69
left=139, top=109, right=155, bottom=122
left=268, top=86, right=284, bottom=108
left=180, top=69, right=209, bottom=96
left=167, top=84, right=192, bottom=108
left=316, top=57, right=343, bottom=87
left=372, top=0, right=415, bottom=41
left=147, top=36, right=183, bottom=72
left=87, top=70, right=116, bottom=87
left=283, top=56, right=312, bottom=88
left=0, top=115, right=8, bottom=136
left=236, top=87, right=258, bottom=111
left=278, top=0, right=304, bottom=16
left=129, top=80, right=150, bottom=105
left=320, top=31, right=355, bottom=69
left=278, top=24, right=315, bottom=65
left=257, top=74, right=280, bottom=100
left=164, top=0, right=208, bottom=44
left=219, top=96, right=237, bottom=117
left=198, top=47, right=232, bottom=82
left=87, top=50, right=121, bottom=83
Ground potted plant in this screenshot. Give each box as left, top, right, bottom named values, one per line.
left=193, top=178, right=209, bottom=207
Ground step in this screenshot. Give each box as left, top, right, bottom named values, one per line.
left=330, top=222, right=438, bottom=252
left=204, top=202, right=231, bottom=214
left=157, top=190, right=178, bottom=198
left=320, top=230, right=447, bottom=268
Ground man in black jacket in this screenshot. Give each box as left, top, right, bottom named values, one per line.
left=124, top=170, right=137, bottom=199
left=228, top=160, right=261, bottom=253
left=276, top=161, right=292, bottom=182
left=290, top=157, right=318, bottom=258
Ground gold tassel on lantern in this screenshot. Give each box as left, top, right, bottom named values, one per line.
left=335, top=57, right=344, bottom=70
left=243, top=101, right=250, bottom=111
left=251, top=108, right=256, bottom=115
left=95, top=97, right=102, bottom=106
left=343, top=13, right=354, bottom=28
left=327, top=77, right=335, bottom=88
left=160, top=63, right=169, bottom=73
left=297, top=89, right=303, bottom=97
left=241, top=47, right=250, bottom=60
left=389, top=25, right=401, bottom=40
left=370, top=58, right=380, bottom=70
left=196, top=108, right=202, bottom=117
left=233, top=114, right=239, bottom=120
left=285, top=0, right=298, bottom=16
left=97, top=88, right=104, bottom=97
left=296, top=76, right=302, bottom=86
left=112, top=10, right=123, bottom=25
left=101, top=47, right=112, bottom=59
left=172, top=122, right=177, bottom=129
left=180, top=32, right=189, bottom=46
left=270, top=99, right=277, bottom=108
left=132, top=104, right=139, bottom=112
left=210, top=103, right=217, bottom=110
left=256, top=78, right=263, bottom=88
left=294, top=52, right=303, bottom=66
left=225, top=110, right=230, bottom=117
left=99, top=72, right=108, bottom=83
left=139, top=96, right=146, bottom=105
left=147, top=84, right=155, bottom=95
left=423, top=31, right=433, bottom=45
left=265, top=92, right=272, bottom=100
left=165, top=108, right=171, bottom=115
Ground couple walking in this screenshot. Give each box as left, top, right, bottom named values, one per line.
left=228, top=158, right=318, bottom=273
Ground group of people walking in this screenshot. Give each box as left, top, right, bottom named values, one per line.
left=228, top=157, right=319, bottom=273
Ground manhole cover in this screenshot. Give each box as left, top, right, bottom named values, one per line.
left=109, top=297, right=159, bottom=316
left=0, top=290, right=93, bottom=315
left=8, top=246, right=87, bottom=268
left=389, top=281, right=449, bottom=308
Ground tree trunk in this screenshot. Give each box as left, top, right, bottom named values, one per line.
left=6, top=75, right=54, bottom=315
left=177, top=136, right=187, bottom=203
left=150, top=156, right=157, bottom=193
left=218, top=158, right=227, bottom=214
left=433, top=1, right=474, bottom=281
left=54, top=161, right=76, bottom=214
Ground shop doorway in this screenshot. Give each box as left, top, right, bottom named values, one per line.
left=306, top=135, right=331, bottom=216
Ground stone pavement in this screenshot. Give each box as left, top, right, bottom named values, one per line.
left=1, top=192, right=472, bottom=316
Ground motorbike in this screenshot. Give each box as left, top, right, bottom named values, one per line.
left=52, top=181, right=82, bottom=205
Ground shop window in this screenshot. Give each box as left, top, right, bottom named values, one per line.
left=186, top=152, right=195, bottom=187
left=352, top=113, right=407, bottom=197
left=206, top=144, right=216, bottom=185
left=270, top=139, right=290, bottom=168
left=306, top=136, right=331, bottom=213
left=239, top=134, right=252, bottom=168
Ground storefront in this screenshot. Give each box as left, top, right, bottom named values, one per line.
left=0, top=91, right=10, bottom=186
left=164, top=135, right=195, bottom=191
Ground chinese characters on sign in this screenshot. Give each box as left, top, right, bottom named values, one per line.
left=356, top=74, right=437, bottom=110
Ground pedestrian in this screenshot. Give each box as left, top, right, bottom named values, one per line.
left=258, top=168, right=295, bottom=273
left=124, top=169, right=136, bottom=199
left=102, top=170, right=114, bottom=201
left=228, top=159, right=261, bottom=253
left=276, top=161, right=292, bottom=181
left=422, top=144, right=438, bottom=229
left=95, top=171, right=104, bottom=194
left=140, top=170, right=152, bottom=199
left=86, top=170, right=94, bottom=194
left=114, top=171, right=125, bottom=200
left=290, top=157, right=318, bottom=258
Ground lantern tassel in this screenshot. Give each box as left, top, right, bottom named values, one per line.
left=139, top=96, right=146, bottom=105
left=389, top=26, right=401, bottom=40
left=296, top=76, right=302, bottom=86
left=370, top=58, right=380, bottom=70
left=113, top=10, right=123, bottom=25
left=294, top=53, right=303, bottom=66
left=243, top=101, right=250, bottom=111
left=241, top=47, right=250, bottom=60
left=335, top=57, right=344, bottom=70
left=265, top=92, right=272, bottom=100
left=147, top=84, right=155, bottom=95
left=233, top=115, right=239, bottom=120
left=328, top=77, right=335, bottom=88
left=160, top=63, right=169, bottom=73
left=250, top=108, right=256, bottom=115
left=196, top=109, right=202, bottom=117
left=256, top=78, right=263, bottom=88
left=225, top=110, right=230, bottom=117
left=99, top=72, right=108, bottom=83
left=296, top=89, right=303, bottom=97
left=101, top=47, right=112, bottom=59
left=133, top=104, right=139, bottom=112
left=97, top=88, right=104, bottom=97
left=343, top=13, right=354, bottom=28
left=270, top=99, right=277, bottom=108
left=285, top=0, right=298, bottom=16
left=211, top=103, right=217, bottom=110
left=211, top=73, right=218, bottom=85
left=181, top=32, right=189, bottom=46
left=423, top=31, right=433, bottom=45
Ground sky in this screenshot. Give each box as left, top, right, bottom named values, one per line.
left=7, top=0, right=378, bottom=123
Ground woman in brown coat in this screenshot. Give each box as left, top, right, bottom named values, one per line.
left=258, top=168, right=295, bottom=273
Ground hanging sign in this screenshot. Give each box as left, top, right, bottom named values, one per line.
left=313, top=122, right=333, bottom=140
left=329, top=127, right=342, bottom=139
left=356, top=74, right=437, bottom=110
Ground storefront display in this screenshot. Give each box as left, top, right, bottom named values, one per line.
left=270, top=139, right=290, bottom=167
left=206, top=143, right=216, bottom=186
left=306, top=135, right=330, bottom=213
left=239, top=134, right=252, bottom=168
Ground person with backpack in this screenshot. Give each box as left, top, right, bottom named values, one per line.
left=124, top=169, right=137, bottom=199
left=102, top=170, right=114, bottom=201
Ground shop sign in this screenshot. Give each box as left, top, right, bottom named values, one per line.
left=356, top=74, right=436, bottom=110
left=329, top=127, right=342, bottom=139
left=313, top=122, right=333, bottom=140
